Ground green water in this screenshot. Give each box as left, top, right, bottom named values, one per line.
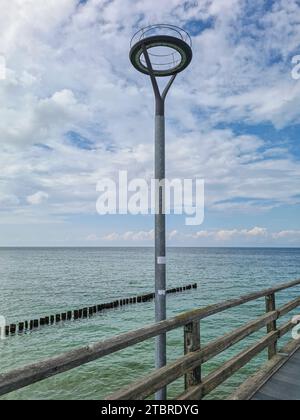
left=0, top=247, right=299, bottom=400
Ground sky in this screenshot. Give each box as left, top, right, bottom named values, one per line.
left=0, top=0, right=300, bottom=247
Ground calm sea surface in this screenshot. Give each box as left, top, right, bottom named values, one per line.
left=0, top=247, right=300, bottom=400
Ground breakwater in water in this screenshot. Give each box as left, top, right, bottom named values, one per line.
left=3, top=283, right=197, bottom=337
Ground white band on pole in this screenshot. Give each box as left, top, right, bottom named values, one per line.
left=157, top=257, right=166, bottom=265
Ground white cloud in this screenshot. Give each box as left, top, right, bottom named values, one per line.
left=102, top=229, right=154, bottom=242
left=215, top=229, right=239, bottom=241
left=100, top=229, right=180, bottom=243
left=192, top=226, right=269, bottom=241
left=85, top=233, right=98, bottom=241
left=272, top=230, right=300, bottom=240
left=89, top=226, right=300, bottom=246
left=101, top=232, right=120, bottom=241
left=246, top=227, right=268, bottom=237
left=0, top=0, right=299, bottom=240
left=168, top=230, right=179, bottom=240
left=27, top=191, right=49, bottom=205
left=191, top=230, right=214, bottom=239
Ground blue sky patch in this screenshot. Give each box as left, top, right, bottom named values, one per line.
left=66, top=131, right=95, bottom=150
left=184, top=18, right=215, bottom=37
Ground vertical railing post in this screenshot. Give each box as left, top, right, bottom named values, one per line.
left=265, top=293, right=277, bottom=360
left=184, top=320, right=201, bottom=392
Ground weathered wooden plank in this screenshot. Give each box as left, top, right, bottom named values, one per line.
left=106, top=312, right=277, bottom=400
left=228, top=339, right=300, bottom=400
left=277, top=297, right=300, bottom=317
left=278, top=319, right=299, bottom=338
left=184, top=321, right=201, bottom=390
left=171, top=278, right=300, bottom=328
left=253, top=348, right=300, bottom=400
left=265, top=294, right=277, bottom=359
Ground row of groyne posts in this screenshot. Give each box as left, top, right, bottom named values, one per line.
left=2, top=283, right=197, bottom=337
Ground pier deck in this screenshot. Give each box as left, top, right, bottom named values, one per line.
left=252, top=347, right=300, bottom=400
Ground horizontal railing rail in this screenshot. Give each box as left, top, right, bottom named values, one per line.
left=0, top=278, right=300, bottom=399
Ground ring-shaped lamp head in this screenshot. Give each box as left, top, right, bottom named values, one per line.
left=130, top=24, right=193, bottom=77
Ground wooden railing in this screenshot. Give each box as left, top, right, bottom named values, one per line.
left=0, top=278, right=300, bottom=400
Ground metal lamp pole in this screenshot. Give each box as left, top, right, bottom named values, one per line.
left=143, top=46, right=177, bottom=400
left=130, top=26, right=192, bottom=400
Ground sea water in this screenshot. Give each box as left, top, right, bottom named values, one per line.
left=0, top=247, right=299, bottom=400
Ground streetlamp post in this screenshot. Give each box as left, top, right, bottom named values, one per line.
left=130, top=24, right=192, bottom=400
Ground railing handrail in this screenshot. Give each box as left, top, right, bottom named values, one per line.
left=0, top=278, right=300, bottom=397
left=106, top=311, right=279, bottom=400
left=107, top=298, right=300, bottom=400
